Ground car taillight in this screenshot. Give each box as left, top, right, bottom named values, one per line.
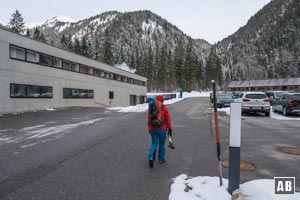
left=243, top=98, right=250, bottom=102
left=263, top=98, right=270, bottom=102
left=288, top=100, right=296, bottom=105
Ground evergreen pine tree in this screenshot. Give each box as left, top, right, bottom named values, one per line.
left=40, top=32, right=46, bottom=42
left=204, top=49, right=223, bottom=88
left=67, top=34, right=73, bottom=51
left=101, top=29, right=114, bottom=65
left=61, top=33, right=67, bottom=48
left=8, top=10, right=25, bottom=34
left=174, top=39, right=185, bottom=89
left=157, top=43, right=168, bottom=91
left=33, top=27, right=40, bottom=40
left=87, top=41, right=93, bottom=58
left=166, top=49, right=174, bottom=91
left=94, top=38, right=100, bottom=60
left=183, top=39, right=197, bottom=92
left=80, top=35, right=89, bottom=56
left=26, top=28, right=30, bottom=37
left=145, top=46, right=154, bottom=91
left=74, top=37, right=81, bottom=54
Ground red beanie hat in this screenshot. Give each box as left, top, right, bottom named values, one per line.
left=156, top=95, right=164, bottom=103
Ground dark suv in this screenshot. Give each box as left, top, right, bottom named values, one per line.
left=272, top=92, right=300, bottom=116
left=265, top=91, right=287, bottom=105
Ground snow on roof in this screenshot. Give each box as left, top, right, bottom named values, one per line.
left=114, top=63, right=136, bottom=73
left=0, top=19, right=5, bottom=25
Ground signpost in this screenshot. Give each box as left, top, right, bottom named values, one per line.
left=211, top=80, right=223, bottom=186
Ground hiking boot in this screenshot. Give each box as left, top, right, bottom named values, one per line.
left=158, top=160, right=165, bottom=164
left=149, top=159, right=154, bottom=168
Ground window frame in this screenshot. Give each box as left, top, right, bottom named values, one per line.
left=10, top=83, right=53, bottom=98
left=10, top=45, right=26, bottom=61
left=52, top=57, right=62, bottom=68
left=26, top=50, right=39, bottom=63
left=63, top=88, right=94, bottom=99
left=109, top=91, right=114, bottom=99
left=39, top=53, right=53, bottom=66
left=9, top=44, right=146, bottom=87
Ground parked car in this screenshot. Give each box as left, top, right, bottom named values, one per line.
left=232, top=91, right=241, bottom=99
left=265, top=90, right=287, bottom=105
left=235, top=91, right=271, bottom=116
left=272, top=92, right=300, bottom=116
left=210, top=91, right=233, bottom=103
left=216, top=94, right=234, bottom=108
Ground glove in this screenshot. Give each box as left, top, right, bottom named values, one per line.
left=168, top=129, right=172, bottom=137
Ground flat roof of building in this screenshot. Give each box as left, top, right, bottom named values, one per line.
left=228, top=77, right=300, bottom=88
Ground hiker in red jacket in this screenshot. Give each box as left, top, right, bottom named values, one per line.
left=148, top=95, right=172, bottom=167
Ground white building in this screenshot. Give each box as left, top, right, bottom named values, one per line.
left=0, top=27, right=147, bottom=114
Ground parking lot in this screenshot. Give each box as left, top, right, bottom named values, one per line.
left=215, top=104, right=300, bottom=192
left=0, top=97, right=299, bottom=199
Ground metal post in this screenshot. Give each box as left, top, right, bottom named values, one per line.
left=228, top=102, right=242, bottom=194
left=211, top=80, right=223, bottom=186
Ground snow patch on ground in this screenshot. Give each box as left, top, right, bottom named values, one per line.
left=0, top=118, right=107, bottom=146
left=218, top=106, right=300, bottom=120
left=169, top=174, right=300, bottom=200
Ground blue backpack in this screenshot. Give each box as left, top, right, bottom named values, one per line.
left=147, top=97, right=165, bottom=126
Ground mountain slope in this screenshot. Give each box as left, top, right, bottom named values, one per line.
left=28, top=10, right=211, bottom=91
left=216, top=0, right=300, bottom=82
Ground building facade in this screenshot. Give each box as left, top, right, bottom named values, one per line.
left=228, top=78, right=300, bottom=91
left=0, top=27, right=147, bottom=114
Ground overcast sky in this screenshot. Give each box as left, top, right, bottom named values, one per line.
left=0, top=0, right=271, bottom=44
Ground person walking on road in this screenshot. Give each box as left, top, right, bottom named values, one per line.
left=147, top=95, right=172, bottom=168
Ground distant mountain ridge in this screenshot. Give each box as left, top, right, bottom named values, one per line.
left=26, top=15, right=76, bottom=29
left=7, top=0, right=300, bottom=90
left=26, top=10, right=211, bottom=91
left=30, top=10, right=211, bottom=59
left=216, top=0, right=300, bottom=83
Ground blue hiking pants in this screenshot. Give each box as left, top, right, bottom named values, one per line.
left=148, top=129, right=167, bottom=161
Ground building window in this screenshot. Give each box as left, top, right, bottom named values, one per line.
left=40, top=54, right=52, bottom=66
left=117, top=75, right=121, bottom=81
left=71, top=63, right=79, bottom=72
left=9, top=45, right=146, bottom=88
left=122, top=76, right=127, bottom=82
left=79, top=65, right=88, bottom=74
left=130, top=95, right=137, bottom=106
left=139, top=96, right=146, bottom=104
left=93, top=69, right=101, bottom=76
left=40, top=86, right=53, bottom=98
left=62, top=60, right=72, bottom=70
left=10, top=46, right=25, bottom=60
left=113, top=74, right=118, bottom=80
left=53, top=57, right=62, bottom=68
left=27, top=85, right=41, bottom=97
left=100, top=71, right=105, bottom=77
left=63, top=88, right=94, bottom=99
left=88, top=67, right=93, bottom=75
left=109, top=91, right=114, bottom=99
left=10, top=84, right=26, bottom=97
left=26, top=50, right=39, bottom=63
left=10, top=84, right=53, bottom=98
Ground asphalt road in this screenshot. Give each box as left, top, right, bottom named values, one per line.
left=0, top=97, right=299, bottom=200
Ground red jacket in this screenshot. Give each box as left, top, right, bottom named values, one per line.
left=148, top=95, right=172, bottom=131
